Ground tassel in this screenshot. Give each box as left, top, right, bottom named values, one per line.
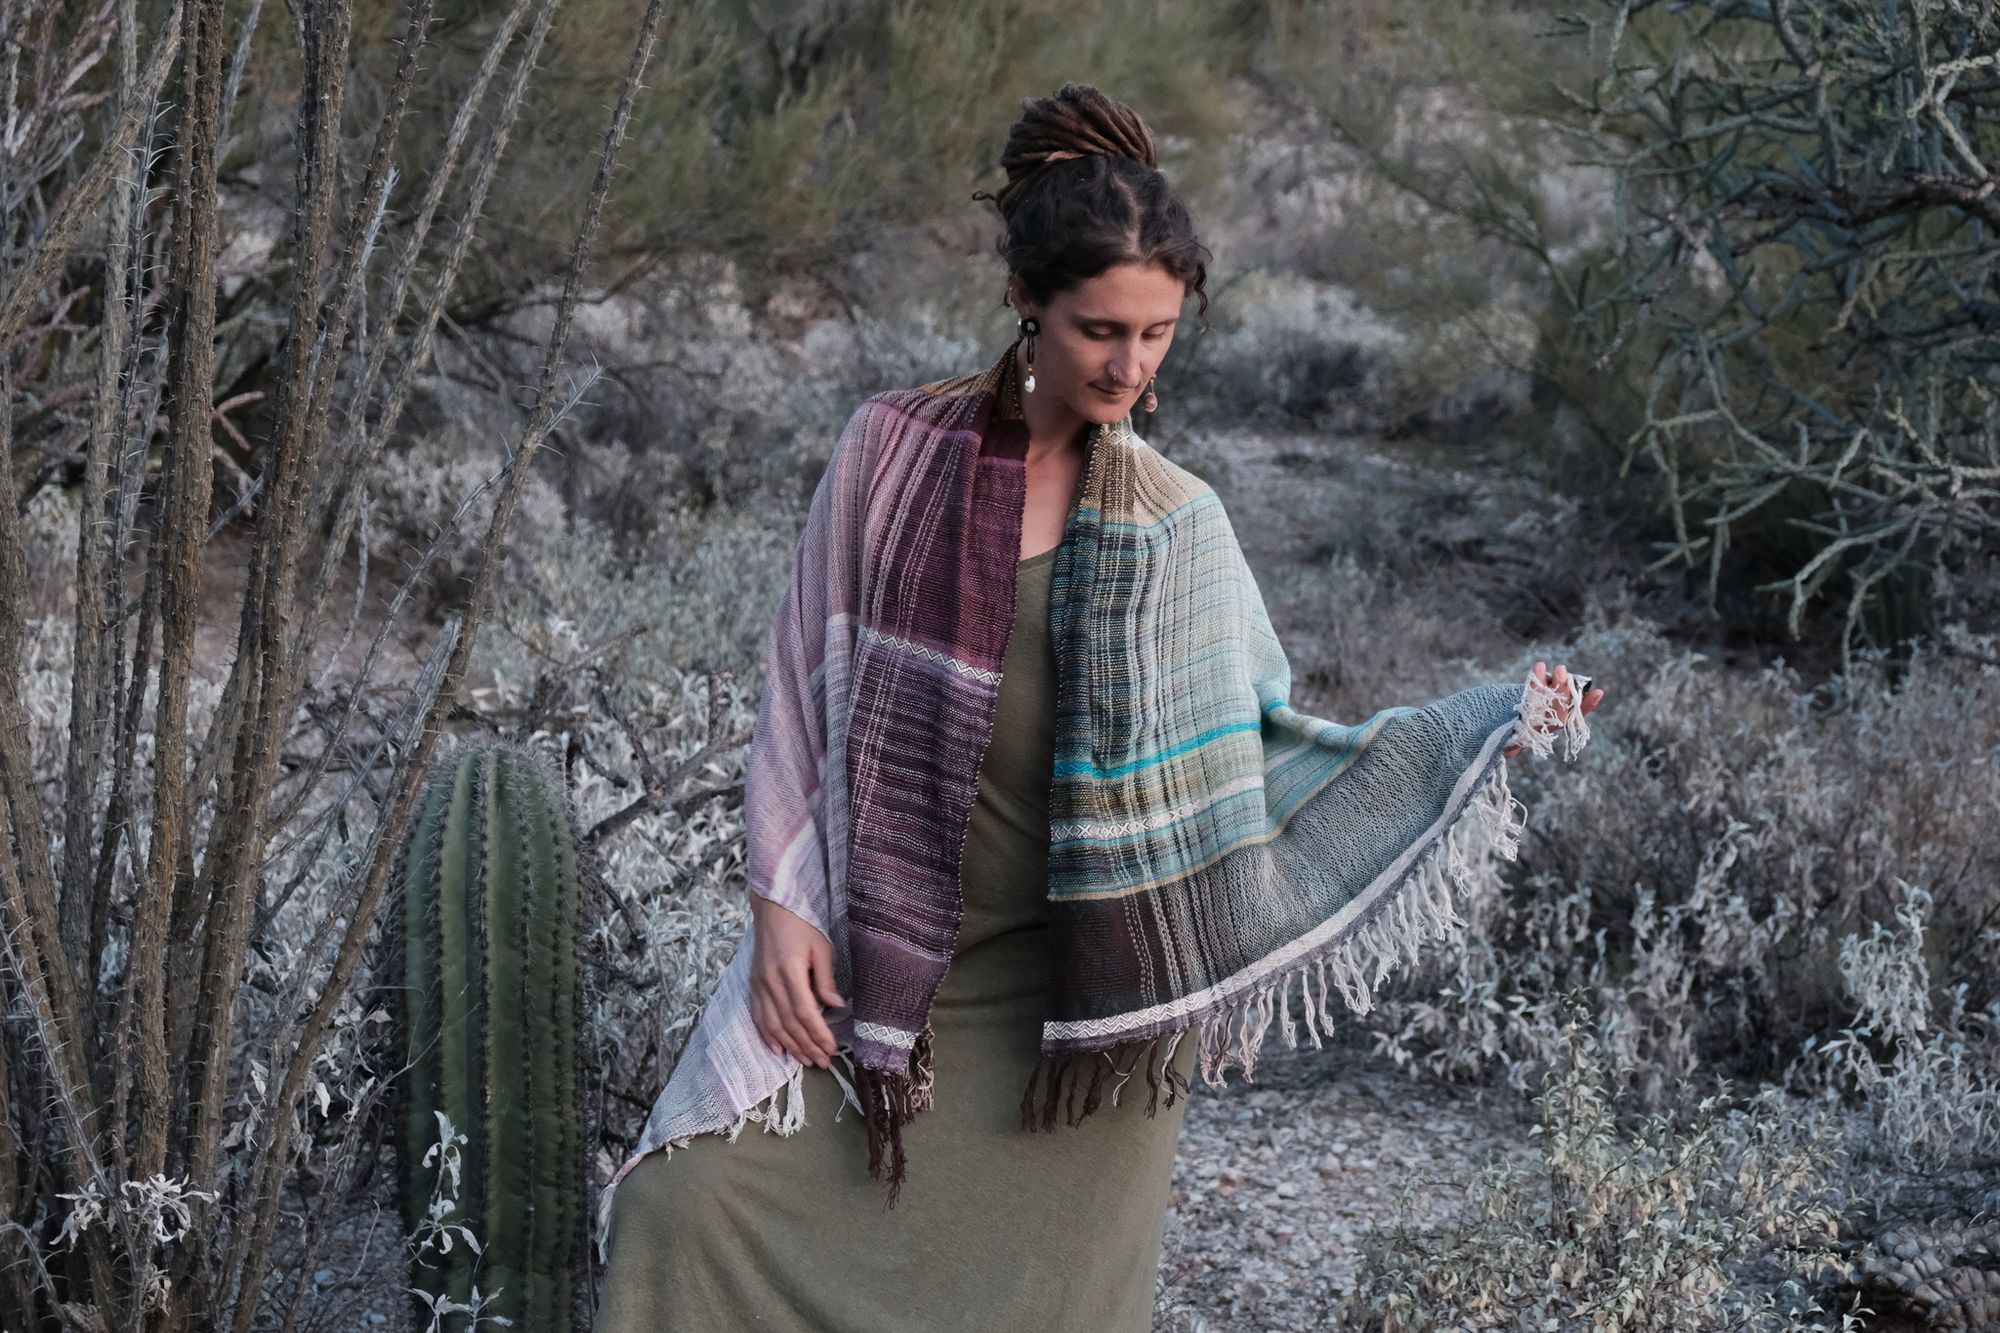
left=1106, top=1037, right=1145, bottom=1108
left=1050, top=1054, right=1073, bottom=1128
left=855, top=1025, right=935, bottom=1209
left=908, top=1023, right=936, bottom=1114
left=1161, top=1027, right=1189, bottom=1106
left=1017, top=1030, right=1191, bottom=1133
left=1079, top=1053, right=1110, bottom=1120
left=855, top=1063, right=914, bottom=1208
left=1514, top=665, right=1591, bottom=760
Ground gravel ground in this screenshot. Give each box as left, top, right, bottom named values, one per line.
left=1153, top=1040, right=1537, bottom=1332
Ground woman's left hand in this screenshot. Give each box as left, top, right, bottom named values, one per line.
left=1503, top=660, right=1603, bottom=759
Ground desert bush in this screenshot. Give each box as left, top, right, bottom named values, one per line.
left=366, top=411, right=571, bottom=619
left=1362, top=615, right=2000, bottom=1111
left=1785, top=880, right=2000, bottom=1178
left=1257, top=0, right=2000, bottom=667
left=327, top=0, right=1256, bottom=319
left=1555, top=0, right=2000, bottom=668
left=464, top=482, right=814, bottom=702
left=1166, top=270, right=1415, bottom=433
left=596, top=282, right=994, bottom=514
left=1343, top=994, right=1868, bottom=1331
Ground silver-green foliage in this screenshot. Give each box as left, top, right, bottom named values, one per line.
left=1364, top=620, right=2000, bottom=1120
left=1345, top=995, right=1867, bottom=1332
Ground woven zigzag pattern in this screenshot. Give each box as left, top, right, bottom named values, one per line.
left=856, top=625, right=1004, bottom=684
left=597, top=343, right=1591, bottom=1258
left=1051, top=771, right=1268, bottom=844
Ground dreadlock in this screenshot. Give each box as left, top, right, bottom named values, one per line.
left=971, top=82, right=1211, bottom=328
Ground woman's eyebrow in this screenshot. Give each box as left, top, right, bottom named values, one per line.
left=1076, top=315, right=1180, bottom=330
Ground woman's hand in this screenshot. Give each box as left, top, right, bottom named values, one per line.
left=1503, top=659, right=1603, bottom=759
left=748, top=892, right=846, bottom=1069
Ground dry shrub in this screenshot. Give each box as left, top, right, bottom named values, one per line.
left=1344, top=994, right=1867, bottom=1331
left=1364, top=617, right=2000, bottom=1119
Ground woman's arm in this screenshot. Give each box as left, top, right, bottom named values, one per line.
left=740, top=400, right=877, bottom=1068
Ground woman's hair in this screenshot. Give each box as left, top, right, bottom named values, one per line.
left=972, top=82, right=1212, bottom=331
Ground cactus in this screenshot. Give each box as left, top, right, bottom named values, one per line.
left=387, top=742, right=592, bottom=1331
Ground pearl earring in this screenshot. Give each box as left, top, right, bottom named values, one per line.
left=1142, top=375, right=1157, bottom=413
left=1017, top=315, right=1039, bottom=393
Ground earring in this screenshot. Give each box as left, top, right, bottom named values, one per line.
left=1142, top=375, right=1157, bottom=413
left=1017, top=315, right=1039, bottom=393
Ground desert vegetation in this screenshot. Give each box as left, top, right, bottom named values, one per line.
left=1, top=0, right=1994, bottom=1328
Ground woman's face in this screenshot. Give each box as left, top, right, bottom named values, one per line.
left=1010, top=262, right=1185, bottom=426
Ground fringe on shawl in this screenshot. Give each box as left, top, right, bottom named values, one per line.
left=1018, top=1026, right=1196, bottom=1132
left=1016, top=674, right=1588, bottom=1131
left=596, top=1054, right=815, bottom=1263
left=851, top=1022, right=936, bottom=1209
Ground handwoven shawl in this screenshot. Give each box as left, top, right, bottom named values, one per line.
left=596, top=341, right=1589, bottom=1259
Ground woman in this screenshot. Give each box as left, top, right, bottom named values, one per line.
left=595, top=83, right=1602, bottom=1332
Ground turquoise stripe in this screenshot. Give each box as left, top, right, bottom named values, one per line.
left=1054, top=702, right=1403, bottom=818
left=1048, top=716, right=1395, bottom=859
left=1076, top=489, right=1223, bottom=534
left=1053, top=717, right=1263, bottom=779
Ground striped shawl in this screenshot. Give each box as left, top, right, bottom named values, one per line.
left=596, top=342, right=1590, bottom=1259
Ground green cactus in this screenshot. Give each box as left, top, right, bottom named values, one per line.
left=387, top=742, right=591, bottom=1331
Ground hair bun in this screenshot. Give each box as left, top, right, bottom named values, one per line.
left=976, top=82, right=1159, bottom=220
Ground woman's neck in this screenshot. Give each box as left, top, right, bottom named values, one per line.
left=1014, top=339, right=1092, bottom=465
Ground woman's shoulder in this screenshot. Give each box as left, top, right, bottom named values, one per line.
left=1107, top=422, right=1222, bottom=514
left=830, top=372, right=986, bottom=449
left=1122, top=427, right=1213, bottom=498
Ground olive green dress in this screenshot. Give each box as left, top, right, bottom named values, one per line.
left=595, top=543, right=1202, bottom=1333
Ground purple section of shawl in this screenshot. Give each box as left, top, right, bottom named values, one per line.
left=840, top=393, right=1031, bottom=1067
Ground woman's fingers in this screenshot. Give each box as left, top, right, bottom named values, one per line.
left=782, top=963, right=837, bottom=1066
left=754, top=972, right=817, bottom=1066
left=811, top=947, right=847, bottom=1012
left=1508, top=664, right=1606, bottom=760
left=746, top=903, right=848, bottom=1068
left=1509, top=664, right=1607, bottom=766
left=751, top=979, right=797, bottom=1064
left=750, top=987, right=792, bottom=1062
left=774, top=973, right=824, bottom=1066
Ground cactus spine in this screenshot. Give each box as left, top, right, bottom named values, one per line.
left=390, top=742, right=590, bottom=1331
